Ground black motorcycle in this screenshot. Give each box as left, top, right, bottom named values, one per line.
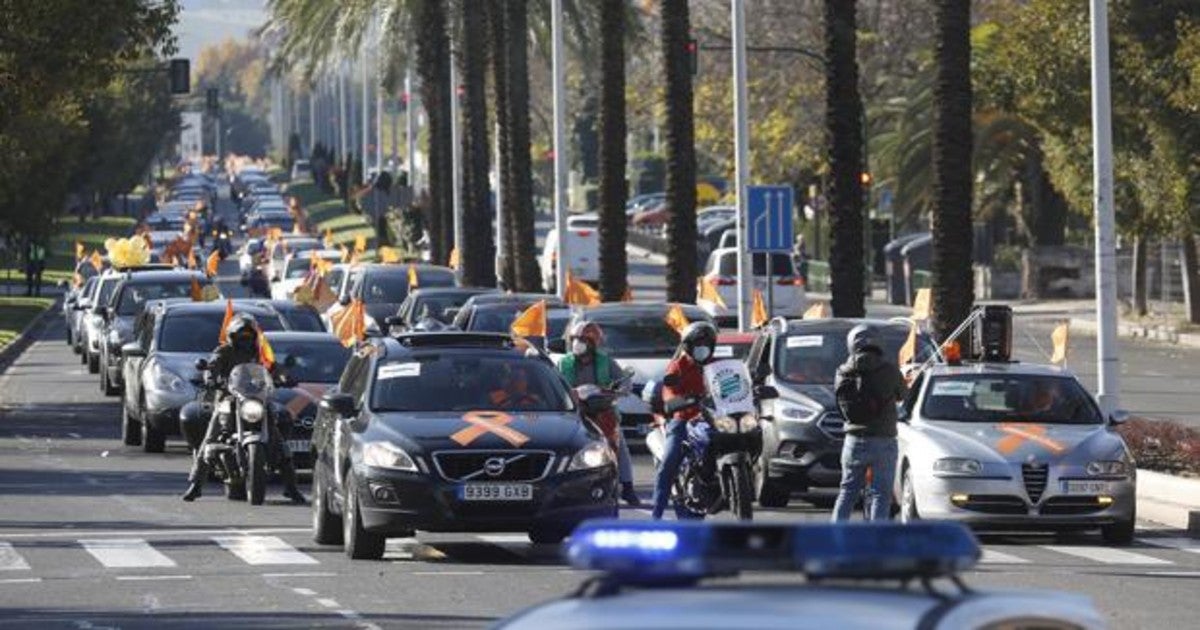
left=211, top=229, right=233, bottom=260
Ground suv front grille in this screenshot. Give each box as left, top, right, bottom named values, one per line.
left=1022, top=463, right=1049, bottom=503
left=432, top=451, right=554, bottom=483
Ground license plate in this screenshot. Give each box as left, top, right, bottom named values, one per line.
left=458, top=483, right=533, bottom=502
left=287, top=440, right=310, bottom=453
left=1060, top=480, right=1109, bottom=495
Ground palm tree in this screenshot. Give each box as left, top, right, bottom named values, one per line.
left=505, top=0, right=541, bottom=292
left=931, top=0, right=974, bottom=343
left=661, top=0, right=697, bottom=303
left=414, top=0, right=453, bottom=264
left=824, top=0, right=865, bottom=317
left=459, top=3, right=495, bottom=286
left=487, top=0, right=516, bottom=289
left=597, top=0, right=628, bottom=302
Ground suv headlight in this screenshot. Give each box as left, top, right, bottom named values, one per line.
left=933, top=458, right=983, bottom=476
left=362, top=441, right=418, bottom=472
left=569, top=441, right=614, bottom=471
left=1086, top=460, right=1129, bottom=477
left=240, top=399, right=266, bottom=424
left=779, top=403, right=821, bottom=422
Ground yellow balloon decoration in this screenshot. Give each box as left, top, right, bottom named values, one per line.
left=104, top=237, right=151, bottom=269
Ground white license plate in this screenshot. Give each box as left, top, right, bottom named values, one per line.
left=458, top=483, right=533, bottom=502
left=287, top=440, right=310, bottom=453
left=1060, top=480, right=1109, bottom=495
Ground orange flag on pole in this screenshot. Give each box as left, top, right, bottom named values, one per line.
left=205, top=250, right=221, bottom=277
left=911, top=288, right=932, bottom=321
left=448, top=248, right=460, bottom=270
left=75, top=241, right=85, bottom=261
left=353, top=234, right=367, bottom=254
left=804, top=302, right=830, bottom=319
left=565, top=272, right=600, bottom=306
left=89, top=250, right=104, bottom=272
left=752, top=289, right=768, bottom=328
left=257, top=329, right=275, bottom=369
left=332, top=299, right=366, bottom=347
left=190, top=277, right=203, bottom=302
left=407, top=264, right=419, bottom=289
left=510, top=300, right=548, bottom=337
left=339, top=244, right=350, bottom=263
left=664, top=303, right=690, bottom=335
left=217, top=299, right=234, bottom=345
left=1050, top=321, right=1070, bottom=365
left=697, top=277, right=727, bottom=309
left=898, top=322, right=918, bottom=366
left=323, top=228, right=334, bottom=248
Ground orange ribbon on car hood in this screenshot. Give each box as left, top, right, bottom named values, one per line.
left=996, top=423, right=1065, bottom=455
left=450, top=411, right=529, bottom=448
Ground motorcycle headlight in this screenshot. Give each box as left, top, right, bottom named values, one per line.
left=933, top=458, right=983, bottom=476
left=362, top=441, right=418, bottom=472
left=1086, top=460, right=1129, bottom=477
left=779, top=403, right=821, bottom=422
left=240, top=399, right=266, bottom=424
left=150, top=363, right=190, bottom=394
left=569, top=440, right=614, bottom=471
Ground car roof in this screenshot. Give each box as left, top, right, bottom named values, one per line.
left=266, top=300, right=316, bottom=312
left=464, top=292, right=564, bottom=308
left=410, top=287, right=495, bottom=298
left=290, top=249, right=342, bottom=260
left=712, top=247, right=789, bottom=257
left=375, top=332, right=546, bottom=360
left=778, top=318, right=911, bottom=336
left=262, top=331, right=341, bottom=344
left=160, top=301, right=275, bottom=317
left=925, top=362, right=1073, bottom=378
left=118, top=270, right=206, bottom=284
left=362, top=263, right=454, bottom=276
left=579, top=301, right=710, bottom=320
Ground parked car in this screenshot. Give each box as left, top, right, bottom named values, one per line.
left=696, top=248, right=807, bottom=325
left=540, top=214, right=601, bottom=292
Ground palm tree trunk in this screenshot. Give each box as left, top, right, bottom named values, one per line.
left=460, top=3, right=494, bottom=286
left=598, top=0, right=628, bottom=302
left=488, top=0, right=516, bottom=289
left=824, top=0, right=865, bottom=318
left=416, top=0, right=453, bottom=265
left=661, top=0, right=697, bottom=303
left=931, top=0, right=975, bottom=343
left=505, top=0, right=541, bottom=292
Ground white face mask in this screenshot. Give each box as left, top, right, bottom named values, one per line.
left=571, top=340, right=589, bottom=356
left=691, top=346, right=711, bottom=362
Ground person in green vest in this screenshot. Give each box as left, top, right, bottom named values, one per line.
left=557, top=321, right=641, bottom=507
left=24, top=238, right=46, bottom=297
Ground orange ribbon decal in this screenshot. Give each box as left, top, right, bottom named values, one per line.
left=450, top=411, right=529, bottom=448
left=996, top=423, right=1065, bottom=455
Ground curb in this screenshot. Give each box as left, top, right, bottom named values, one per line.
left=1136, top=469, right=1200, bottom=534
left=1069, top=316, right=1200, bottom=349
left=0, top=296, right=62, bottom=375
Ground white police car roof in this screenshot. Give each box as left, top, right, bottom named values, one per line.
left=925, top=361, right=1074, bottom=378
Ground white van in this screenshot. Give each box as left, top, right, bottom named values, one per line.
left=697, top=247, right=807, bottom=325
left=540, top=213, right=600, bottom=292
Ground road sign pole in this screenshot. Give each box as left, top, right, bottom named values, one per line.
left=552, top=0, right=569, bottom=299
left=1090, top=0, right=1120, bottom=415
left=732, top=0, right=753, bottom=332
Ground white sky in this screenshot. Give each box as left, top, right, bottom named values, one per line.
left=175, top=0, right=268, bottom=61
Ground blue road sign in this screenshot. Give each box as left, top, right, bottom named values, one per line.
left=747, top=185, right=794, bottom=252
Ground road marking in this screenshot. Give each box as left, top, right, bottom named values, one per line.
left=1139, top=538, right=1200, bottom=553
left=80, top=539, right=176, bottom=568
left=292, top=587, right=316, bottom=596
left=0, top=527, right=311, bottom=540
left=1041, top=545, right=1173, bottom=565
left=0, top=578, right=41, bottom=585
left=213, top=536, right=319, bottom=565
left=0, top=543, right=31, bottom=571
left=316, top=598, right=340, bottom=609
left=115, top=575, right=192, bottom=581
left=980, top=549, right=1030, bottom=564
left=410, top=571, right=486, bottom=576
left=474, top=534, right=530, bottom=544
left=261, top=572, right=337, bottom=578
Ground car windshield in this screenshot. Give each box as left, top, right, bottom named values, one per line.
left=372, top=354, right=573, bottom=412
left=362, top=273, right=411, bottom=304
left=591, top=317, right=681, bottom=356
left=158, top=312, right=284, bottom=353
left=921, top=374, right=1103, bottom=425
left=271, top=340, right=349, bottom=383
left=775, top=328, right=934, bottom=385
left=278, top=306, right=325, bottom=332
left=117, top=280, right=203, bottom=316
left=411, top=295, right=471, bottom=323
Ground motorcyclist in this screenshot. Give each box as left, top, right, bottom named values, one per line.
left=650, top=321, right=717, bottom=519
left=181, top=313, right=306, bottom=504
left=556, top=322, right=641, bottom=507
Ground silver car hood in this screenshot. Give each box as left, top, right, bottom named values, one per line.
left=912, top=421, right=1125, bottom=465
left=154, top=352, right=206, bottom=381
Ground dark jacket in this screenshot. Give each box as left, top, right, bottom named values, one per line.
left=834, top=349, right=906, bottom=438
left=208, top=343, right=263, bottom=382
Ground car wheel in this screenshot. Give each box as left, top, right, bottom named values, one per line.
left=87, top=352, right=100, bottom=374
left=79, top=343, right=88, bottom=363
left=528, top=524, right=571, bottom=545
left=66, top=327, right=73, bottom=346
left=121, top=405, right=142, bottom=446
left=141, top=411, right=166, bottom=453
left=755, top=465, right=790, bottom=509
left=342, top=475, right=385, bottom=560
left=101, top=369, right=120, bottom=396
left=1101, top=506, right=1135, bottom=546
left=899, top=468, right=920, bottom=524
left=312, top=460, right=344, bottom=545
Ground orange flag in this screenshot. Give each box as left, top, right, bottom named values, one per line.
left=664, top=303, right=690, bottom=335
left=217, top=299, right=234, bottom=345
left=911, top=288, right=932, bottom=321
left=510, top=300, right=548, bottom=337
left=898, top=322, right=918, bottom=366
left=804, top=302, right=830, bottom=319
left=205, top=250, right=221, bottom=277
left=323, top=228, right=334, bottom=248
left=697, top=277, right=727, bottom=309
left=407, top=264, right=419, bottom=289
left=311, top=274, right=337, bottom=311
left=89, top=250, right=104, bottom=272
left=339, top=244, right=350, bottom=263
left=353, top=234, right=367, bottom=254
left=75, top=241, right=85, bottom=261
left=565, top=272, right=600, bottom=306
left=257, top=329, right=275, bottom=369
left=190, top=277, right=203, bottom=302
left=1050, top=321, right=1070, bottom=365
left=448, top=248, right=460, bottom=270
left=188, top=249, right=199, bottom=270
left=752, top=289, right=768, bottom=328
left=332, top=299, right=366, bottom=347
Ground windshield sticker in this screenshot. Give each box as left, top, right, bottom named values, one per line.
left=786, top=335, right=823, bottom=349
left=378, top=362, right=421, bottom=379
left=713, top=345, right=735, bottom=358
left=931, top=381, right=974, bottom=397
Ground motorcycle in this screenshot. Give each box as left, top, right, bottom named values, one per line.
left=574, top=369, right=635, bottom=455
left=181, top=361, right=287, bottom=505
left=211, top=229, right=233, bottom=260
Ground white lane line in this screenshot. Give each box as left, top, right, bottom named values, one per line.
left=213, top=536, right=319, bottom=566
left=1139, top=538, right=1200, bottom=553
left=475, top=534, right=530, bottom=544
left=116, top=575, right=192, bottom=582
left=1, top=527, right=311, bottom=540
left=1041, top=545, right=1173, bottom=565
left=262, top=572, right=336, bottom=578
left=338, top=610, right=362, bottom=619
left=0, top=578, right=42, bottom=585
left=385, top=538, right=420, bottom=561
left=980, top=549, right=1031, bottom=564
left=410, top=571, right=486, bottom=576
left=67, top=432, right=81, bottom=439
left=316, top=598, right=340, bottom=609
left=0, top=543, right=31, bottom=571
left=80, top=539, right=176, bottom=568
left=292, top=588, right=317, bottom=596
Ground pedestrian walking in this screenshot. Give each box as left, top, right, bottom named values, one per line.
left=24, top=238, right=46, bottom=297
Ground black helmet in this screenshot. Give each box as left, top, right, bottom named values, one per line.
left=227, top=313, right=259, bottom=349
left=846, top=323, right=880, bottom=354
left=680, top=321, right=718, bottom=362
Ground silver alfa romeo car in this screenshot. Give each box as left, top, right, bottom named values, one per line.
left=896, top=362, right=1136, bottom=544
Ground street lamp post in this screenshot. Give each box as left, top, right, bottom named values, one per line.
left=551, top=0, right=569, bottom=299
left=1090, top=0, right=1120, bottom=414
left=731, top=0, right=752, bottom=332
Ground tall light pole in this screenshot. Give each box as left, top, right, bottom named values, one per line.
left=361, top=56, right=370, bottom=179
left=731, top=0, right=753, bottom=331
left=338, top=64, right=349, bottom=162
left=405, top=64, right=417, bottom=192
left=1090, top=0, right=1120, bottom=415
left=551, top=0, right=568, bottom=299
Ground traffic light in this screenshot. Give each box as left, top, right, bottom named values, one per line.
left=168, top=59, right=190, bottom=95
left=205, top=87, right=219, bottom=114
left=686, top=37, right=698, bottom=76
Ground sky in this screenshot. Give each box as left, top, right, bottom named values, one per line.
left=175, top=0, right=268, bottom=61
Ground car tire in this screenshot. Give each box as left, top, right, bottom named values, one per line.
left=755, top=465, right=790, bottom=509
left=312, top=460, right=344, bottom=545
left=225, top=481, right=247, bottom=501
left=101, top=369, right=120, bottom=396
left=141, top=412, right=166, bottom=454
left=1101, top=507, right=1136, bottom=546
left=121, top=405, right=142, bottom=446
left=87, top=352, right=100, bottom=374
left=79, top=344, right=88, bottom=364
left=528, top=524, right=571, bottom=545
left=343, top=476, right=385, bottom=560
left=899, top=468, right=920, bottom=524
left=66, top=327, right=73, bottom=346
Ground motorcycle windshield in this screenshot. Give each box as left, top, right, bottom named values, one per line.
left=228, top=363, right=273, bottom=398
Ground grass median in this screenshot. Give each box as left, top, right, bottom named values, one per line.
left=0, top=296, right=55, bottom=349
left=286, top=182, right=390, bottom=261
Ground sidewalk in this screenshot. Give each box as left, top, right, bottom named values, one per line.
left=1039, top=299, right=1200, bottom=349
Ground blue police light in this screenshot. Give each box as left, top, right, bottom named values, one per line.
left=567, top=520, right=980, bottom=584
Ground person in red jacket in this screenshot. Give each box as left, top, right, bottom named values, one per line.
left=650, top=322, right=717, bottom=519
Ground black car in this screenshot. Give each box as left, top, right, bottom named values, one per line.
left=330, top=263, right=458, bottom=334
left=457, top=302, right=572, bottom=349
left=99, top=269, right=215, bottom=397
left=746, top=318, right=935, bottom=508
left=264, top=331, right=352, bottom=469
left=450, top=293, right=565, bottom=331
left=391, top=287, right=499, bottom=331
left=311, top=332, right=618, bottom=559
left=267, top=300, right=326, bottom=332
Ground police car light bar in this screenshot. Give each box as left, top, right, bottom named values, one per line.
left=567, top=520, right=981, bottom=585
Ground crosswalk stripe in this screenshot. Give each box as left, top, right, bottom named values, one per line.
left=0, top=543, right=30, bottom=571
left=80, top=539, right=176, bottom=569
left=474, top=534, right=530, bottom=545
left=212, top=536, right=318, bottom=566
left=1040, top=545, right=1173, bottom=565
left=980, top=549, right=1030, bottom=564
left=1138, top=538, right=1200, bottom=553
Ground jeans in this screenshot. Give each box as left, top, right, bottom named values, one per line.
left=831, top=435, right=898, bottom=522
left=651, top=419, right=690, bottom=519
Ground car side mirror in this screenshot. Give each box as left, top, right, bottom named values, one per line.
left=320, top=392, right=357, bottom=418
left=546, top=338, right=567, bottom=354
left=1109, top=409, right=1130, bottom=425
left=754, top=385, right=779, bottom=401
left=120, top=342, right=145, bottom=358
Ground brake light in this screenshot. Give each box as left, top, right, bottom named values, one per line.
left=709, top=275, right=736, bottom=287
left=777, top=276, right=805, bottom=287
left=575, top=230, right=592, bottom=237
